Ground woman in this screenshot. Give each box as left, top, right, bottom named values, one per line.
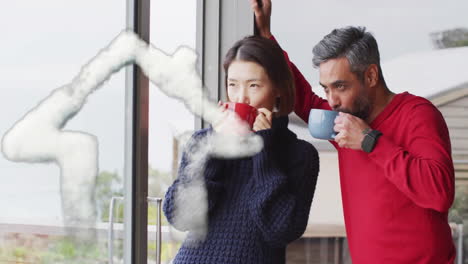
left=163, top=36, right=319, bottom=264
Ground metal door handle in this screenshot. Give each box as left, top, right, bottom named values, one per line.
left=107, top=196, right=163, bottom=264
left=457, top=224, right=463, bottom=264
left=108, top=196, right=123, bottom=264
left=148, top=197, right=163, bottom=264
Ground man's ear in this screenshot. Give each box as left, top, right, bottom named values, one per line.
left=365, top=64, right=379, bottom=87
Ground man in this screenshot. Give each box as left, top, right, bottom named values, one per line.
left=250, top=0, right=456, bottom=263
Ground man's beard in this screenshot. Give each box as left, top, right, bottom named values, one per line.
left=334, top=93, right=371, bottom=121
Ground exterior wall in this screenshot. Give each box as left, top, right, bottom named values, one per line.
left=308, top=151, right=343, bottom=225
left=437, top=94, right=468, bottom=179
left=286, top=238, right=351, bottom=264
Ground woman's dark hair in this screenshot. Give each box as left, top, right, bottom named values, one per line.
left=223, top=35, right=295, bottom=116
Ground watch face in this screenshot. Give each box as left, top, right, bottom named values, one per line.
left=362, top=130, right=382, bottom=153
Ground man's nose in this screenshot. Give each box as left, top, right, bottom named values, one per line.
left=328, top=91, right=340, bottom=110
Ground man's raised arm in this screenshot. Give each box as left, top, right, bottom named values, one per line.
left=250, top=0, right=330, bottom=122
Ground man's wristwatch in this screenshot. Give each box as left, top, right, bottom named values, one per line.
left=361, top=128, right=382, bottom=153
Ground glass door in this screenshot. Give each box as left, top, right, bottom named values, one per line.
left=0, top=1, right=131, bottom=263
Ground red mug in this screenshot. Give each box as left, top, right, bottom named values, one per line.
left=225, top=102, right=258, bottom=130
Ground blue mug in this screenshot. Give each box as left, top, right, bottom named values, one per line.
left=308, top=109, right=339, bottom=140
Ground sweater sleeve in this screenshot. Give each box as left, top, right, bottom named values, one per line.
left=163, top=130, right=225, bottom=231
left=369, top=102, right=455, bottom=212
left=248, top=129, right=319, bottom=247
left=270, top=35, right=331, bottom=122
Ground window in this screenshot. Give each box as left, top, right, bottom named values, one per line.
left=0, top=1, right=128, bottom=263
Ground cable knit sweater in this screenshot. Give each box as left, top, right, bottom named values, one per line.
left=163, top=116, right=319, bottom=264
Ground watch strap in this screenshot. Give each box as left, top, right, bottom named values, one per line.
left=361, top=129, right=382, bottom=153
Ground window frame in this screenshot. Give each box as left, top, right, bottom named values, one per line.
left=124, top=1, right=255, bottom=263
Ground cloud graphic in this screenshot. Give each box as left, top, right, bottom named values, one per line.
left=1, top=30, right=263, bottom=234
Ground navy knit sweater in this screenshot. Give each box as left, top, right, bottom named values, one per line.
left=163, top=116, right=319, bottom=264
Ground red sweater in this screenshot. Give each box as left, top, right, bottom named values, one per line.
left=275, top=37, right=456, bottom=263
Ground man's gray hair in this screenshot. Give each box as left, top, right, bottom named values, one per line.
left=312, top=26, right=385, bottom=84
